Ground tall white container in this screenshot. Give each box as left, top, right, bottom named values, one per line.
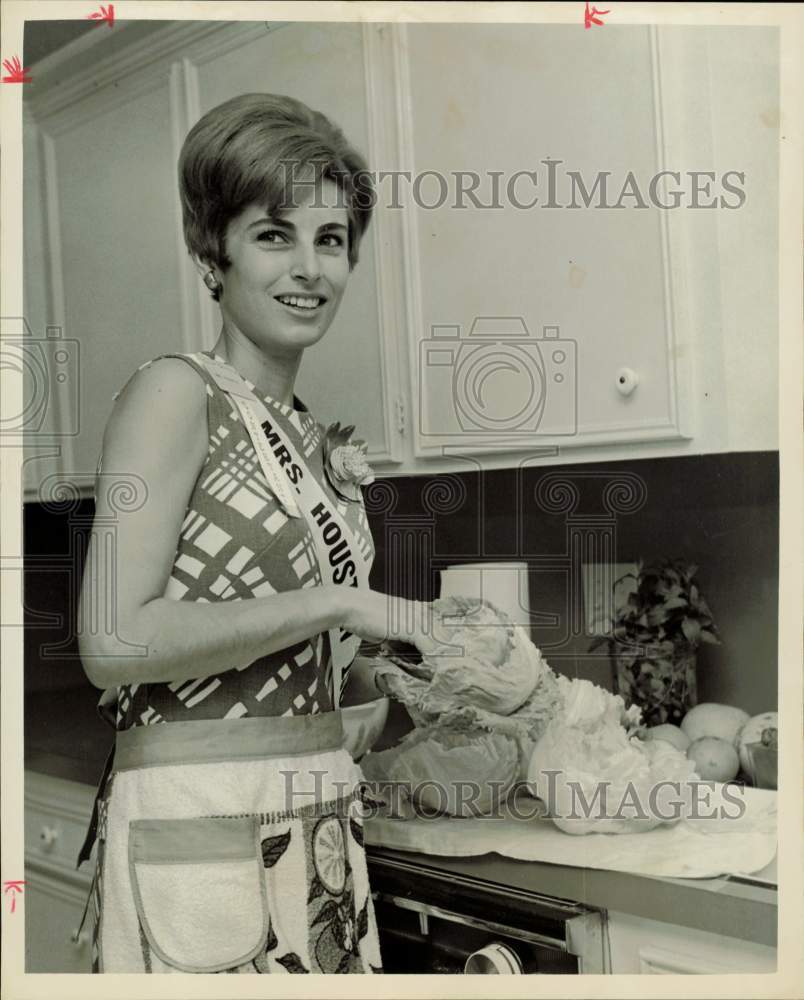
left=439, top=562, right=531, bottom=633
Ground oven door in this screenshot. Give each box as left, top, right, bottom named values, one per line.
left=369, top=855, right=609, bottom=974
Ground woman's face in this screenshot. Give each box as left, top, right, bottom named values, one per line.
left=216, top=177, right=351, bottom=356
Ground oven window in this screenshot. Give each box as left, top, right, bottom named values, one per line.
left=374, top=898, right=579, bottom=974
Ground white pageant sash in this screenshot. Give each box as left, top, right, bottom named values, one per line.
left=192, top=353, right=370, bottom=707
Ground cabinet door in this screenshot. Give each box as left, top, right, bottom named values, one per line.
left=25, top=866, right=93, bottom=973
left=23, top=77, right=185, bottom=498
left=607, top=909, right=776, bottom=974
left=400, top=23, right=690, bottom=460
left=21, top=118, right=65, bottom=499
left=24, top=771, right=97, bottom=972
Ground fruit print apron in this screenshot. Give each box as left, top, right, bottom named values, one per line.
left=89, top=713, right=382, bottom=973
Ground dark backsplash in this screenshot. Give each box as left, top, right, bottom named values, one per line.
left=24, top=450, right=779, bottom=714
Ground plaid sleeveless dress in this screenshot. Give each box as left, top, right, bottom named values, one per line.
left=105, top=350, right=376, bottom=726
left=85, top=350, right=383, bottom=975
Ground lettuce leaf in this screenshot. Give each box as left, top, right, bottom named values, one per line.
left=361, top=726, right=520, bottom=817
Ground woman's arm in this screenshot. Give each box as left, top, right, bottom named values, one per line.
left=78, top=358, right=433, bottom=690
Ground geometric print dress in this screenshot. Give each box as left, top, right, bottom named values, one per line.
left=87, top=350, right=382, bottom=975
left=100, top=349, right=376, bottom=728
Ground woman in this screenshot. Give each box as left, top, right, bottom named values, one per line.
left=76, top=92, right=437, bottom=975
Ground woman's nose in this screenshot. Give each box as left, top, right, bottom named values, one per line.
left=289, top=244, right=321, bottom=284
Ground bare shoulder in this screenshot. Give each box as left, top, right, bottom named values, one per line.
left=113, top=355, right=208, bottom=414
left=100, top=356, right=209, bottom=483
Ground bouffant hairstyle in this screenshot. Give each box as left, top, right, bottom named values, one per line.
left=179, top=93, right=374, bottom=301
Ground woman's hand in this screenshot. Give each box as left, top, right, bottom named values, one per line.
left=339, top=589, right=447, bottom=657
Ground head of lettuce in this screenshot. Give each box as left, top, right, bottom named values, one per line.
left=365, top=597, right=697, bottom=829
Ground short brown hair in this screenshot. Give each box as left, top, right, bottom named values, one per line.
left=178, top=94, right=374, bottom=299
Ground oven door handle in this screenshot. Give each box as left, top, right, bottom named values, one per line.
left=371, top=888, right=607, bottom=968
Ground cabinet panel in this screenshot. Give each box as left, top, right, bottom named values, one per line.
left=47, top=80, right=184, bottom=487
left=608, top=909, right=776, bottom=974
left=25, top=867, right=93, bottom=973
left=21, top=119, right=64, bottom=498
left=24, top=771, right=96, bottom=973
left=25, top=772, right=96, bottom=872
left=402, top=23, right=687, bottom=457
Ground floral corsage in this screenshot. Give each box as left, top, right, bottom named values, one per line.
left=323, top=422, right=375, bottom=503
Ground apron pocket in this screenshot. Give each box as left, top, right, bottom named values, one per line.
left=128, top=816, right=268, bottom=973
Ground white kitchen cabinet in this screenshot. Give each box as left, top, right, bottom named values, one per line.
left=21, top=20, right=778, bottom=497
left=24, top=771, right=97, bottom=973
left=402, top=24, right=691, bottom=461
left=607, top=909, right=776, bottom=974
left=390, top=23, right=778, bottom=471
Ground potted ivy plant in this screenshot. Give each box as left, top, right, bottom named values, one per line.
left=589, top=558, right=721, bottom=726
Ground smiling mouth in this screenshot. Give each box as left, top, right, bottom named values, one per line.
left=274, top=294, right=327, bottom=311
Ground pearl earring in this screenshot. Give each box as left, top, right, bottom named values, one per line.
left=203, top=269, right=221, bottom=293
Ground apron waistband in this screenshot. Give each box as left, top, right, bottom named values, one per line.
left=76, top=711, right=346, bottom=871
left=114, top=711, right=346, bottom=771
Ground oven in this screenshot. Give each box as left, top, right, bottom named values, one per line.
left=368, top=854, right=609, bottom=974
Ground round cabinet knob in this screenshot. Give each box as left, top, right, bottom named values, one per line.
left=39, top=825, right=59, bottom=851
left=615, top=367, right=639, bottom=396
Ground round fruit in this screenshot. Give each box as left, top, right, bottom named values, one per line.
left=680, top=703, right=750, bottom=746
left=643, top=723, right=691, bottom=754
left=737, top=711, right=778, bottom=775
left=312, top=816, right=346, bottom=895
left=686, top=737, right=740, bottom=781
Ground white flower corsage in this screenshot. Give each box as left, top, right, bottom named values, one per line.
left=323, top=422, right=375, bottom=502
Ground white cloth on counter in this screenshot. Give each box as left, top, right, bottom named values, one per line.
left=363, top=784, right=777, bottom=880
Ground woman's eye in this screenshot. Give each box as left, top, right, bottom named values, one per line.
left=256, top=229, right=287, bottom=244
left=318, top=233, right=345, bottom=249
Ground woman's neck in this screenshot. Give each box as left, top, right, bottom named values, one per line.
left=211, top=329, right=301, bottom=409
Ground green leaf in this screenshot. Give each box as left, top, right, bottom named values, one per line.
left=681, top=618, right=701, bottom=644
left=700, top=629, right=721, bottom=645
left=261, top=830, right=291, bottom=868
left=356, top=898, right=369, bottom=940
left=276, top=952, right=309, bottom=974
left=349, top=817, right=365, bottom=847
left=311, top=899, right=340, bottom=928
left=307, top=875, right=326, bottom=904
left=265, top=920, right=278, bottom=952
left=646, top=606, right=670, bottom=627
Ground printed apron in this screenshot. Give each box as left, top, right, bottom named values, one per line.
left=87, top=713, right=382, bottom=973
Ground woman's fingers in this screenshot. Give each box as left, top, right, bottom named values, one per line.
left=342, top=591, right=463, bottom=657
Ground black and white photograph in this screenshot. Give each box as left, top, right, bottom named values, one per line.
left=2, top=1, right=802, bottom=994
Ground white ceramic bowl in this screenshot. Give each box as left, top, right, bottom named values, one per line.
left=341, top=697, right=390, bottom=761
